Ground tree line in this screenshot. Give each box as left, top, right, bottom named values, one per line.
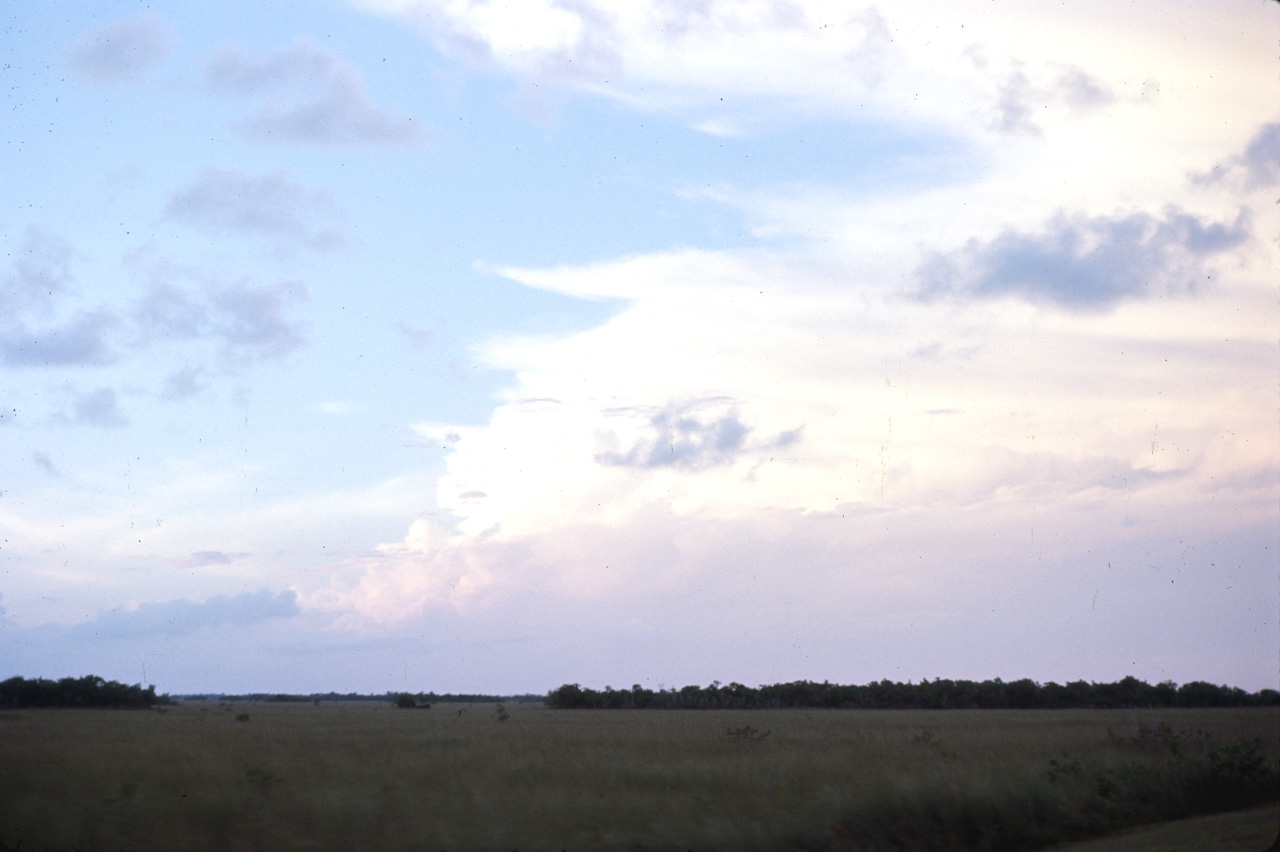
left=170, top=691, right=544, bottom=703
left=0, top=675, right=167, bottom=709
left=546, top=677, right=1280, bottom=710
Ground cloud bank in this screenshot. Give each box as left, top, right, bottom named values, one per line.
left=64, top=590, right=300, bottom=640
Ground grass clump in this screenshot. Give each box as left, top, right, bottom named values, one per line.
left=725, top=724, right=771, bottom=744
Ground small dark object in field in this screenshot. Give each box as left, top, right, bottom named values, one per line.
left=235, top=713, right=250, bottom=722
left=725, top=725, right=769, bottom=743
left=496, top=704, right=510, bottom=722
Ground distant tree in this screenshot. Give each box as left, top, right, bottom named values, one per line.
left=0, top=675, right=158, bottom=708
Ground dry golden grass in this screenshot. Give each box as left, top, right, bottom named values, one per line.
left=1, top=702, right=1276, bottom=851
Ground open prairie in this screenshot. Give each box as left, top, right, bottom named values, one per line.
left=1, top=703, right=1276, bottom=852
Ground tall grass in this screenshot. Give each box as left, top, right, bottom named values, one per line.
left=0, top=703, right=1275, bottom=852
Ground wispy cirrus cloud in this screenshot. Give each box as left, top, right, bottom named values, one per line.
left=67, top=12, right=176, bottom=84
left=201, top=38, right=420, bottom=145
left=164, top=167, right=344, bottom=249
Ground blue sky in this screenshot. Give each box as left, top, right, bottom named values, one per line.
left=2, top=0, right=1277, bottom=694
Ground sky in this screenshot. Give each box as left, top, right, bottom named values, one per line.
left=1, top=0, right=1277, bottom=696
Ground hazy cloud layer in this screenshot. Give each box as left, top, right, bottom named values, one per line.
left=68, top=12, right=175, bottom=83
left=202, top=39, right=419, bottom=144
left=65, top=590, right=299, bottom=640
left=165, top=168, right=344, bottom=248
left=918, top=207, right=1251, bottom=308
left=188, top=551, right=250, bottom=567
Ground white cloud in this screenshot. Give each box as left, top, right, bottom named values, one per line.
left=322, top=0, right=1280, bottom=644
left=320, top=203, right=1275, bottom=635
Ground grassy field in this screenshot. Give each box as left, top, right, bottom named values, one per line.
left=1, top=702, right=1276, bottom=852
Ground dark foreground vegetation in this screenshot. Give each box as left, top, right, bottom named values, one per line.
left=0, top=675, right=167, bottom=709
left=0, top=701, right=1275, bottom=852
left=547, top=676, right=1280, bottom=710
left=807, top=720, right=1278, bottom=852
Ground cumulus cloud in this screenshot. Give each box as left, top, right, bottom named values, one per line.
left=320, top=208, right=1275, bottom=648
left=0, top=228, right=75, bottom=312
left=210, top=282, right=308, bottom=363
left=32, top=452, right=60, bottom=477
left=594, top=399, right=753, bottom=470
left=165, top=168, right=344, bottom=248
left=360, top=0, right=1149, bottom=146
left=0, top=229, right=118, bottom=367
left=990, top=70, right=1040, bottom=136
left=160, top=366, right=208, bottom=400
left=1240, top=123, right=1280, bottom=186
left=1194, top=121, right=1280, bottom=188
left=987, top=64, right=1117, bottom=136
left=134, top=279, right=307, bottom=365
left=917, top=207, right=1251, bottom=309
left=1055, top=67, right=1117, bottom=111
left=56, top=387, right=129, bottom=428
left=202, top=39, right=419, bottom=144
left=66, top=590, right=299, bottom=640
left=0, top=310, right=118, bottom=367
left=68, top=12, right=175, bottom=83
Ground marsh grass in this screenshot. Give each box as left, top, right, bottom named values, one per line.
left=0, top=704, right=1275, bottom=852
